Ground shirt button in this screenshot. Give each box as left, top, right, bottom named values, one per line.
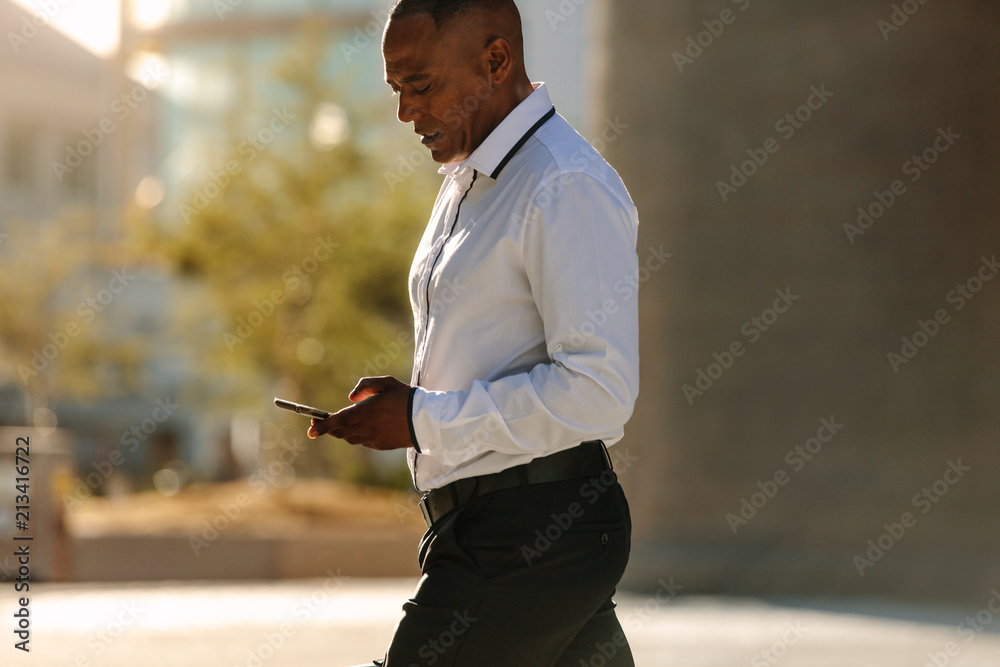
left=601, top=533, right=609, bottom=545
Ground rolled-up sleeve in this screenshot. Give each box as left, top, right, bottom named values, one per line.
left=410, top=171, right=640, bottom=466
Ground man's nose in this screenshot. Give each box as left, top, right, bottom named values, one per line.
left=397, top=92, right=422, bottom=124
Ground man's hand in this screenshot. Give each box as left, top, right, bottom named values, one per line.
left=307, top=376, right=414, bottom=451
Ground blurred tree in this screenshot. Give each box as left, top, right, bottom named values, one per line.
left=0, top=213, right=150, bottom=416
left=136, top=31, right=436, bottom=487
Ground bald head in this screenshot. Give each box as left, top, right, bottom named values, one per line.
left=389, top=0, right=523, bottom=36
left=387, top=0, right=526, bottom=75
left=382, top=0, right=534, bottom=163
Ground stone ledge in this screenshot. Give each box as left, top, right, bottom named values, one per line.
left=69, top=532, right=422, bottom=582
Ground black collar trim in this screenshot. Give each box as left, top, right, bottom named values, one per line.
left=488, top=106, right=556, bottom=180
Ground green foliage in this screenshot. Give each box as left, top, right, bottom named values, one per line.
left=0, top=213, right=150, bottom=407
left=144, top=34, right=436, bottom=486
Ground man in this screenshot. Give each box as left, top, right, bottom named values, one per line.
left=309, top=1, right=639, bottom=664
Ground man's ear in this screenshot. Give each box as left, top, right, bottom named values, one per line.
left=484, top=37, right=513, bottom=84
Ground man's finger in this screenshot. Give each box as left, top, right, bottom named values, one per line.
left=308, top=409, right=354, bottom=439
left=308, top=416, right=329, bottom=439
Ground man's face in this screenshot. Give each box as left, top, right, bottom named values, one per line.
left=383, top=13, right=494, bottom=164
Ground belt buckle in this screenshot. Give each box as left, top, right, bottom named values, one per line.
left=418, top=493, right=434, bottom=528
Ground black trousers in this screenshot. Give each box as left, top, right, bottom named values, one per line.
left=384, top=469, right=635, bottom=667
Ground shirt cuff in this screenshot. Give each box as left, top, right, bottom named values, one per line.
left=409, top=386, right=451, bottom=461
left=407, top=386, right=420, bottom=453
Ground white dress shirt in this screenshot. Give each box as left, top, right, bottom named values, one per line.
left=407, top=83, right=640, bottom=491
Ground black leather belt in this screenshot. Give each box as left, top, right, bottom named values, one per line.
left=418, top=440, right=613, bottom=529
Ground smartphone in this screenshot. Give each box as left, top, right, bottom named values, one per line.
left=273, top=398, right=332, bottom=420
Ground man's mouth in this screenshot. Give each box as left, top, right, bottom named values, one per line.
left=419, top=131, right=440, bottom=146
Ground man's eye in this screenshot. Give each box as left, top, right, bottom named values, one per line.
left=414, top=84, right=431, bottom=95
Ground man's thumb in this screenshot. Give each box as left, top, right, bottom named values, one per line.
left=349, top=376, right=392, bottom=402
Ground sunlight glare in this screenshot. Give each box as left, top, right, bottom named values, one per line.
left=12, top=0, right=120, bottom=57
left=130, top=0, right=171, bottom=30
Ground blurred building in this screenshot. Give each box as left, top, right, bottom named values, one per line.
left=0, top=0, right=207, bottom=497
left=601, top=0, right=1000, bottom=604
left=125, top=0, right=596, bottom=224
left=0, top=1, right=109, bottom=226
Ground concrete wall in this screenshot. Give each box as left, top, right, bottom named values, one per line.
left=70, top=531, right=422, bottom=582
left=598, top=0, right=1000, bottom=604
left=0, top=0, right=111, bottom=224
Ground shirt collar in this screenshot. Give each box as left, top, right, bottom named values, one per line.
left=439, top=82, right=555, bottom=181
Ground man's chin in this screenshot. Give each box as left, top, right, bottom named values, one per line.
left=425, top=137, right=465, bottom=165
left=427, top=146, right=455, bottom=164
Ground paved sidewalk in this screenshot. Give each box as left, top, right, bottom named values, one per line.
left=4, top=578, right=1000, bottom=666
